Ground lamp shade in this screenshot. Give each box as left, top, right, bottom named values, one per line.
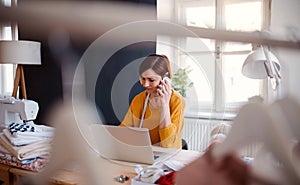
left=242, top=47, right=280, bottom=79
left=0, top=40, right=41, bottom=65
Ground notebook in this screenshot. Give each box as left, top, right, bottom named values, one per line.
left=89, top=124, right=176, bottom=164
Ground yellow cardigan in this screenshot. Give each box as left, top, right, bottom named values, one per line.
left=120, top=91, right=185, bottom=149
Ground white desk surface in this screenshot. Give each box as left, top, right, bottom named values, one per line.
left=51, top=147, right=202, bottom=185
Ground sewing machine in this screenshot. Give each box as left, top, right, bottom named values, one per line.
left=0, top=97, right=39, bottom=127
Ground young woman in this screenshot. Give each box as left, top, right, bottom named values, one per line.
left=120, top=54, right=185, bottom=149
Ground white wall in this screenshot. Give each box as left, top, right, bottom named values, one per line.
left=271, top=0, right=300, bottom=102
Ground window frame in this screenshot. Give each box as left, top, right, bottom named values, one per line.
left=171, top=0, right=271, bottom=116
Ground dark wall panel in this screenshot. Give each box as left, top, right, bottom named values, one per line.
left=95, top=41, right=155, bottom=125
left=19, top=0, right=156, bottom=125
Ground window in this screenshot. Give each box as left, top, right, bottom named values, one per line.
left=158, top=0, right=270, bottom=116
left=0, top=0, right=15, bottom=97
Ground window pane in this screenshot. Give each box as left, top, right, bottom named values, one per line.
left=184, top=37, right=214, bottom=53
left=2, top=26, right=12, bottom=40
left=222, top=0, right=263, bottom=105
left=0, top=64, right=14, bottom=96
left=3, top=0, right=11, bottom=7
left=179, top=53, right=215, bottom=110
left=222, top=54, right=261, bottom=103
left=185, top=1, right=215, bottom=51
left=224, top=0, right=262, bottom=32
left=186, top=6, right=215, bottom=29
left=0, top=26, right=14, bottom=96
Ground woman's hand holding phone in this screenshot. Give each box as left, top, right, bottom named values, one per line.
left=150, top=77, right=172, bottom=109
left=156, top=77, right=172, bottom=104
left=150, top=77, right=172, bottom=129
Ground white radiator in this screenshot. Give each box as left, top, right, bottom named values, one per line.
left=182, top=118, right=260, bottom=157
left=183, top=118, right=223, bottom=152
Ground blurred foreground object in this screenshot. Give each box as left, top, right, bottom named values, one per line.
left=176, top=96, right=300, bottom=185
left=175, top=144, right=250, bottom=185
left=0, top=1, right=299, bottom=48
left=25, top=99, right=108, bottom=185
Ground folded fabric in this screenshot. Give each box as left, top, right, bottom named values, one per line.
left=18, top=148, right=51, bottom=161
left=3, top=129, right=48, bottom=146
left=0, top=152, right=49, bottom=172
left=0, top=151, right=40, bottom=164
left=9, top=122, right=55, bottom=138
left=0, top=134, right=52, bottom=160
left=0, top=142, right=10, bottom=154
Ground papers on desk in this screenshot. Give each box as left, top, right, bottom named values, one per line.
left=131, top=160, right=186, bottom=185
left=162, top=160, right=185, bottom=171
left=132, top=149, right=202, bottom=185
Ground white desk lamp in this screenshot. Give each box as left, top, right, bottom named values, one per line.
left=0, top=40, right=41, bottom=99
left=242, top=46, right=281, bottom=90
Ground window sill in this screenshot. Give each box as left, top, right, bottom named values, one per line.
left=184, top=111, right=236, bottom=121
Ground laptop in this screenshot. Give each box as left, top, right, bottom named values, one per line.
left=89, top=124, right=177, bottom=164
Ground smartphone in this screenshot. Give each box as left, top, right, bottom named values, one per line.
left=157, top=77, right=171, bottom=95
left=162, top=77, right=172, bottom=88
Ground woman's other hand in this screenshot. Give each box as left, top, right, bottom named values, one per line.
left=175, top=143, right=250, bottom=185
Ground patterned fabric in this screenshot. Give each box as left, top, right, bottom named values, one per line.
left=7, top=122, right=54, bottom=138
left=9, top=123, right=35, bottom=134
left=0, top=152, right=49, bottom=172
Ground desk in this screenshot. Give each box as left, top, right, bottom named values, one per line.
left=0, top=164, right=10, bottom=185
left=1, top=147, right=201, bottom=185
left=50, top=147, right=201, bottom=185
